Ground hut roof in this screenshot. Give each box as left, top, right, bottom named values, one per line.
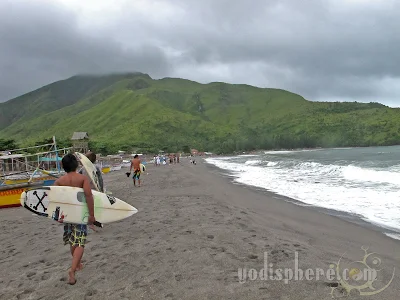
left=71, top=132, right=89, bottom=140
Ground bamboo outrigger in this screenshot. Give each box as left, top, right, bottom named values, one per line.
left=0, top=136, right=71, bottom=208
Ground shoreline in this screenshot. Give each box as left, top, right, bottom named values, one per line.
left=203, top=160, right=400, bottom=241
left=217, top=144, right=400, bottom=156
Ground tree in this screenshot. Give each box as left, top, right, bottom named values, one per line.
left=0, top=139, right=17, bottom=151
left=182, top=145, right=191, bottom=154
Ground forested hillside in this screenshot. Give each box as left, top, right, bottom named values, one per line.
left=0, top=73, right=398, bottom=154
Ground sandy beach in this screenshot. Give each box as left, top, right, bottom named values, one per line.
left=1, top=157, right=399, bottom=300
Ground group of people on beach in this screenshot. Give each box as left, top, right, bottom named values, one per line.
left=153, top=153, right=180, bottom=166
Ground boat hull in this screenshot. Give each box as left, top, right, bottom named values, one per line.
left=102, top=167, right=111, bottom=174
left=3, top=175, right=55, bottom=185
left=0, top=186, right=26, bottom=208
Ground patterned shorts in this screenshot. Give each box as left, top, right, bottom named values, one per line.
left=63, top=224, right=87, bottom=247
left=133, top=169, right=141, bottom=180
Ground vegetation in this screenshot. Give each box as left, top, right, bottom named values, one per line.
left=0, top=73, right=399, bottom=155
left=0, top=139, right=17, bottom=152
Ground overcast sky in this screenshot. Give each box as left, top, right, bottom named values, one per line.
left=1, top=0, right=400, bottom=106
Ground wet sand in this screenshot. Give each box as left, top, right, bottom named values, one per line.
left=1, top=157, right=399, bottom=299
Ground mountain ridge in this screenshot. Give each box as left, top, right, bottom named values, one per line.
left=0, top=73, right=398, bottom=154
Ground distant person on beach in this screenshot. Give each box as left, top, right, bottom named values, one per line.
left=79, top=151, right=104, bottom=193
left=130, top=154, right=142, bottom=187
left=53, top=153, right=96, bottom=285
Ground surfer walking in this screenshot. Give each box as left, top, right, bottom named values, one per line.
left=53, top=153, right=96, bottom=285
left=79, top=151, right=104, bottom=193
left=130, top=154, right=142, bottom=187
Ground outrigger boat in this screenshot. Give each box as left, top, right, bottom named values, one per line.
left=0, top=136, right=71, bottom=208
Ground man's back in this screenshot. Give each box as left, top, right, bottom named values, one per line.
left=131, top=158, right=141, bottom=170
left=55, top=172, right=87, bottom=188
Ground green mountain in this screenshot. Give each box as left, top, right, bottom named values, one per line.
left=0, top=72, right=399, bottom=154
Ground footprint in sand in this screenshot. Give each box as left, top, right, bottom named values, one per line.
left=26, top=271, right=36, bottom=278
left=85, top=289, right=98, bottom=297
left=175, top=274, right=182, bottom=281
left=16, top=289, right=34, bottom=300
left=41, top=273, right=51, bottom=281
left=238, top=223, right=248, bottom=229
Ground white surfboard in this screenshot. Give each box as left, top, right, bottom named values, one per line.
left=75, top=152, right=101, bottom=192
left=20, top=186, right=137, bottom=227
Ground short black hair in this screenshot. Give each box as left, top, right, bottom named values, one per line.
left=86, top=152, right=96, bottom=163
left=134, top=154, right=139, bottom=158
left=62, top=153, right=79, bottom=173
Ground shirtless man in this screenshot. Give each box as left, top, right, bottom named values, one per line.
left=54, top=153, right=96, bottom=285
left=130, top=154, right=141, bottom=187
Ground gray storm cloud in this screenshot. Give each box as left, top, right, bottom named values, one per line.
left=1, top=0, right=400, bottom=106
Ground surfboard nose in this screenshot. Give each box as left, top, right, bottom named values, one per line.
left=20, top=191, right=26, bottom=207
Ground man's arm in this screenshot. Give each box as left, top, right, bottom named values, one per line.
left=82, top=176, right=95, bottom=224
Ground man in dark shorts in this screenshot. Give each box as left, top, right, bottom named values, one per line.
left=130, top=154, right=141, bottom=187
left=54, top=153, right=96, bottom=285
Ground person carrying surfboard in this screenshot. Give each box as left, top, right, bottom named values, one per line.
left=53, top=153, right=96, bottom=285
left=79, top=151, right=104, bottom=193
left=130, top=154, right=142, bottom=187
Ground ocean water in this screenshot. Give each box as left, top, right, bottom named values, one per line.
left=205, top=146, right=400, bottom=239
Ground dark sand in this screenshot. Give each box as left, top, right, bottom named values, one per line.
left=1, top=157, right=399, bottom=299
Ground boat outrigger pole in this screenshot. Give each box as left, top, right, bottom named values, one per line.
left=53, top=136, right=61, bottom=173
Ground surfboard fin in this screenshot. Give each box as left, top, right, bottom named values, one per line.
left=93, top=221, right=103, bottom=228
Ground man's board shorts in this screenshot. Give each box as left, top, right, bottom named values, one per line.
left=63, top=224, right=87, bottom=247
left=133, top=169, right=141, bottom=180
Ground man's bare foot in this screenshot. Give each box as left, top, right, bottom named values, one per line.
left=89, top=224, right=97, bottom=232
left=68, top=269, right=77, bottom=285
left=76, top=263, right=84, bottom=271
